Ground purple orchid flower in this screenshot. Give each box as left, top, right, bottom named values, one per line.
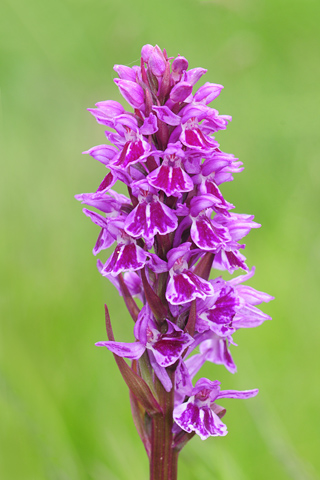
left=77, top=44, right=273, bottom=478
left=173, top=378, right=258, bottom=440
left=147, top=142, right=194, bottom=197
left=166, top=243, right=214, bottom=305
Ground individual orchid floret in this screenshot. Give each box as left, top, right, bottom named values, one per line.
left=173, top=378, right=258, bottom=440
left=166, top=243, right=214, bottom=305
left=196, top=268, right=273, bottom=335
left=179, top=114, right=219, bottom=153
left=108, top=116, right=152, bottom=169
left=147, top=142, right=194, bottom=197
left=96, top=306, right=194, bottom=369
left=124, top=181, right=178, bottom=248
left=189, top=195, right=232, bottom=251
left=196, top=281, right=239, bottom=337
left=97, top=220, right=148, bottom=276
left=102, top=241, right=148, bottom=276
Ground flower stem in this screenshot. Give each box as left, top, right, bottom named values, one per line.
left=150, top=373, right=178, bottom=480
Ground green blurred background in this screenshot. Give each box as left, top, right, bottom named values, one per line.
left=1, top=0, right=319, bottom=478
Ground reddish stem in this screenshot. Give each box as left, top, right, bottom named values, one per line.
left=150, top=373, right=178, bottom=480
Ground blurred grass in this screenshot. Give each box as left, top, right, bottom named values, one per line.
left=1, top=0, right=320, bottom=478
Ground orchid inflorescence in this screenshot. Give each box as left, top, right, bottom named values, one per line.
left=76, top=44, right=273, bottom=478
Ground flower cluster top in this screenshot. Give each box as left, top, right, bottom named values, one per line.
left=77, top=45, right=273, bottom=443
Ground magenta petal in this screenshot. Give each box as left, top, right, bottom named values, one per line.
left=141, top=44, right=153, bottom=62
left=175, top=360, right=193, bottom=397
left=125, top=199, right=178, bottom=242
left=114, top=78, right=145, bottom=109
left=191, top=216, right=231, bottom=251
left=105, top=271, right=142, bottom=300
left=216, top=213, right=261, bottom=242
left=133, top=306, right=150, bottom=346
left=146, top=253, right=168, bottom=273
left=93, top=228, right=115, bottom=255
left=213, top=248, right=248, bottom=274
left=236, top=285, right=274, bottom=305
left=95, top=340, right=145, bottom=359
left=194, top=82, right=224, bottom=104
left=82, top=209, right=109, bottom=229
left=233, top=305, right=272, bottom=328
left=166, top=271, right=214, bottom=305
left=83, top=145, right=118, bottom=165
left=217, top=389, right=258, bottom=400
left=150, top=325, right=194, bottom=367
left=76, top=193, right=119, bottom=214
left=125, top=195, right=178, bottom=242
left=200, top=337, right=237, bottom=374
left=95, top=172, right=117, bottom=194
left=152, top=106, right=181, bottom=126
left=112, top=139, right=150, bottom=169
left=149, top=201, right=178, bottom=236
left=170, top=82, right=193, bottom=103
left=172, top=56, right=188, bottom=74
left=124, top=203, right=147, bottom=238
left=113, top=64, right=137, bottom=82
left=148, top=164, right=193, bottom=197
left=184, top=67, right=207, bottom=86
left=173, top=401, right=227, bottom=440
left=148, top=45, right=166, bottom=76
left=201, top=408, right=227, bottom=438
left=88, top=102, right=123, bottom=126
left=102, top=243, right=147, bottom=276
left=95, top=100, right=124, bottom=116
left=198, top=284, right=239, bottom=336
left=171, top=166, right=194, bottom=196
left=140, top=113, right=158, bottom=135
left=173, top=401, right=199, bottom=434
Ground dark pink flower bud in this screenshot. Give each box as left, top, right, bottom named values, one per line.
left=113, top=64, right=137, bottom=82
left=148, top=45, right=166, bottom=77
left=141, top=44, right=153, bottom=63
left=172, top=55, right=188, bottom=74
